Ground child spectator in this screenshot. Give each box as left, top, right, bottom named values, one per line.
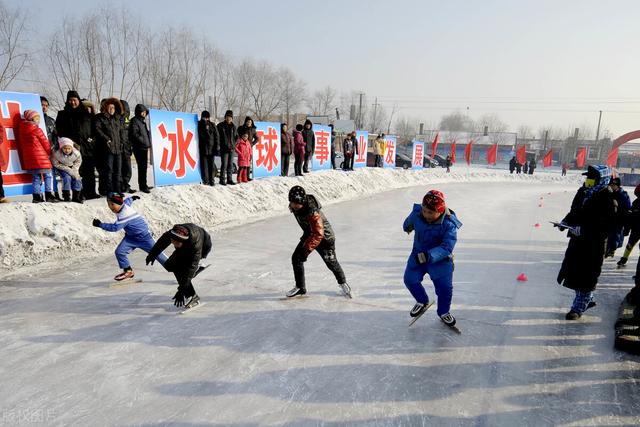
left=293, top=124, right=305, bottom=176
left=235, top=131, right=252, bottom=183
left=403, top=190, right=462, bottom=327
left=18, top=109, right=56, bottom=203
left=92, top=192, right=167, bottom=281
left=52, top=137, right=83, bottom=203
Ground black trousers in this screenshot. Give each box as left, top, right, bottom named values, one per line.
left=133, top=148, right=149, bottom=191
left=343, top=154, right=352, bottom=170
left=200, top=153, right=217, bottom=185
left=292, top=239, right=346, bottom=290
left=331, top=151, right=336, bottom=169
left=79, top=155, right=99, bottom=197
left=220, top=151, right=234, bottom=183
left=121, top=150, right=133, bottom=190
left=102, top=153, right=122, bottom=193
left=303, top=151, right=312, bottom=173
left=281, top=154, right=290, bottom=176
left=294, top=153, right=303, bottom=176
left=164, top=255, right=196, bottom=298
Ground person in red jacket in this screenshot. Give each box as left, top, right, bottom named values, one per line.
left=18, top=109, right=57, bottom=203
left=293, top=124, right=305, bottom=176
left=235, top=131, right=252, bottom=183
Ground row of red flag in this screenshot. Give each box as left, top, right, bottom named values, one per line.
left=430, top=132, right=619, bottom=168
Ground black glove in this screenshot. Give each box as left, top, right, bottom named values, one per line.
left=417, top=252, right=429, bottom=264
left=145, top=254, right=155, bottom=266
left=131, top=195, right=140, bottom=201
left=92, top=218, right=102, bottom=227
left=172, top=289, right=185, bottom=307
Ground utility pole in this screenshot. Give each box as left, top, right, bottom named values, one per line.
left=594, top=110, right=602, bottom=143
left=357, top=92, right=364, bottom=129
left=371, top=97, right=381, bottom=132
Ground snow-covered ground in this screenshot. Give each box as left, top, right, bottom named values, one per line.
left=2, top=167, right=579, bottom=273
left=1, top=174, right=639, bottom=426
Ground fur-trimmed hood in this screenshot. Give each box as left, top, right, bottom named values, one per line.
left=100, top=97, right=124, bottom=116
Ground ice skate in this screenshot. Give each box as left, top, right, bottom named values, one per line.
left=179, top=295, right=205, bottom=314
left=338, top=282, right=353, bottom=299
left=408, top=301, right=434, bottom=326
left=565, top=310, right=581, bottom=320
left=114, top=270, right=135, bottom=281
left=285, top=287, right=307, bottom=298
left=617, top=257, right=628, bottom=268
left=440, top=313, right=462, bottom=334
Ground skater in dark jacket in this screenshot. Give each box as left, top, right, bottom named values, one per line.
left=286, top=185, right=351, bottom=298
left=147, top=223, right=212, bottom=308
left=403, top=190, right=462, bottom=326
left=606, top=177, right=631, bottom=258
left=617, top=184, right=640, bottom=267
left=556, top=165, right=617, bottom=320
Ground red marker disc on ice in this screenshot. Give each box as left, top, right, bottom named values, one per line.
left=534, top=223, right=541, bottom=228
left=517, top=273, right=528, bottom=282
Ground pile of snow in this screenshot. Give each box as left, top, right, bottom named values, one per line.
left=1, top=167, right=580, bottom=274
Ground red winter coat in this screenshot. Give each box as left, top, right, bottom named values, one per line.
left=18, top=120, right=51, bottom=170
left=293, top=130, right=305, bottom=156
left=235, top=138, right=252, bottom=167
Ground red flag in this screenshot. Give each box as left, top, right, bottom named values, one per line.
left=516, top=145, right=526, bottom=165
left=575, top=147, right=587, bottom=168
left=487, top=143, right=498, bottom=165
left=450, top=140, right=456, bottom=163
left=431, top=132, right=439, bottom=158
left=465, top=140, right=473, bottom=165
left=543, top=149, right=553, bottom=168
left=606, top=148, right=619, bottom=167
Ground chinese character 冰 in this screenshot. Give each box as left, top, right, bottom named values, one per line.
left=158, top=119, right=196, bottom=178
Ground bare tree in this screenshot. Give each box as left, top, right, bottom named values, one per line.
left=517, top=125, right=533, bottom=141
left=278, top=67, right=306, bottom=124
left=394, top=116, right=419, bottom=140
left=0, top=2, right=29, bottom=90
left=48, top=17, right=84, bottom=101
left=236, top=59, right=283, bottom=121
left=438, top=111, right=475, bottom=132
left=308, top=86, right=336, bottom=117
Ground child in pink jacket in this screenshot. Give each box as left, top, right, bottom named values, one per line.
left=235, top=131, right=252, bottom=183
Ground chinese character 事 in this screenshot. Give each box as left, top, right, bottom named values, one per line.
left=158, top=119, right=196, bottom=178
left=255, top=126, right=279, bottom=172
left=385, top=140, right=395, bottom=164
left=414, top=144, right=423, bottom=165
left=356, top=134, right=366, bottom=162
left=314, top=129, right=330, bottom=165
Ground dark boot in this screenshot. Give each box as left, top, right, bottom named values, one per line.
left=72, top=191, right=83, bottom=204
left=54, top=191, right=62, bottom=201
left=32, top=194, right=43, bottom=203
left=62, top=190, right=71, bottom=202
left=44, top=192, right=59, bottom=203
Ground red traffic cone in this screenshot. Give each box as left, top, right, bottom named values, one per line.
left=517, top=273, right=528, bottom=282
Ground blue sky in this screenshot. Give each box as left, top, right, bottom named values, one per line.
left=21, top=0, right=640, bottom=137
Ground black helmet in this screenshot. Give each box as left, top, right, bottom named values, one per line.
left=288, top=186, right=306, bottom=204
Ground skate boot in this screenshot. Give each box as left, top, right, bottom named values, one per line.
left=410, top=302, right=433, bottom=317
left=440, top=312, right=457, bottom=327
left=286, top=287, right=306, bottom=298
left=114, top=269, right=135, bottom=281
left=565, top=310, right=581, bottom=320
left=184, top=294, right=200, bottom=309
left=339, top=282, right=352, bottom=298
left=617, top=257, right=628, bottom=267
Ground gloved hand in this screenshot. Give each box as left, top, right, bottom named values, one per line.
left=417, top=252, right=429, bottom=264
left=145, top=254, right=155, bottom=266
left=172, top=289, right=185, bottom=307
left=92, top=218, right=101, bottom=227
left=572, top=226, right=581, bottom=237
left=131, top=195, right=140, bottom=201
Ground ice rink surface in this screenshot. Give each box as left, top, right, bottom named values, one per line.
left=2, top=181, right=639, bottom=426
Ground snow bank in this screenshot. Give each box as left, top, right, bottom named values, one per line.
left=1, top=167, right=580, bottom=274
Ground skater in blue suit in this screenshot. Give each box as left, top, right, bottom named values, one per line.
left=92, top=192, right=167, bottom=281
left=403, top=190, right=462, bottom=326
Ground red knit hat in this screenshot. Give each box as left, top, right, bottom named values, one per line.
left=23, top=109, right=40, bottom=123
left=422, top=190, right=446, bottom=213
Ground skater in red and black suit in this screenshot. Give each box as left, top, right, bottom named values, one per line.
left=147, top=224, right=212, bottom=309
left=286, top=185, right=352, bottom=298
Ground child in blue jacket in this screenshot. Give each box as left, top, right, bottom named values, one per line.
left=403, top=190, right=462, bottom=326
left=92, top=192, right=167, bottom=281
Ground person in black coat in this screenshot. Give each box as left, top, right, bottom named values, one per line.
left=302, top=119, right=315, bottom=173
left=281, top=123, right=293, bottom=177
left=342, top=135, right=353, bottom=171
left=556, top=165, right=617, bottom=320
left=56, top=90, right=98, bottom=199
left=129, top=104, right=153, bottom=193
left=94, top=97, right=125, bottom=194
left=528, top=158, right=536, bottom=175
left=198, top=110, right=219, bottom=186
left=119, top=99, right=134, bottom=193
left=509, top=156, right=516, bottom=174
left=216, top=110, right=238, bottom=185
left=146, top=223, right=212, bottom=308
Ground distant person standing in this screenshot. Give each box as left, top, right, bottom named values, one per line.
left=216, top=110, right=238, bottom=185
left=375, top=134, right=386, bottom=167
left=302, top=119, right=315, bottom=173
left=523, top=161, right=529, bottom=174
left=293, top=124, right=305, bottom=176
left=342, top=134, right=353, bottom=171
left=562, top=162, right=568, bottom=176
left=281, top=123, right=293, bottom=177
left=41, top=96, right=60, bottom=200
left=237, top=117, right=258, bottom=181
left=198, top=110, right=219, bottom=186
left=509, top=156, right=516, bottom=174
left=129, top=104, right=153, bottom=193
left=445, top=155, right=452, bottom=173
left=529, top=158, right=536, bottom=175
left=329, top=124, right=336, bottom=170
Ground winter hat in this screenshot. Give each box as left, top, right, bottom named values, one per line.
left=170, top=224, right=190, bottom=241
left=107, top=192, right=125, bottom=205
left=295, top=124, right=303, bottom=132
left=201, top=110, right=210, bottom=119
left=610, top=177, right=622, bottom=187
left=224, top=110, right=234, bottom=118
left=66, top=90, right=80, bottom=102
left=634, top=184, right=640, bottom=198
left=288, top=185, right=306, bottom=205
left=582, top=164, right=611, bottom=184
left=422, top=190, right=446, bottom=213
left=58, top=137, right=74, bottom=149
left=23, top=109, right=40, bottom=123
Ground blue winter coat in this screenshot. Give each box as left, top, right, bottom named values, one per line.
left=99, top=197, right=152, bottom=241
left=403, top=204, right=462, bottom=279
